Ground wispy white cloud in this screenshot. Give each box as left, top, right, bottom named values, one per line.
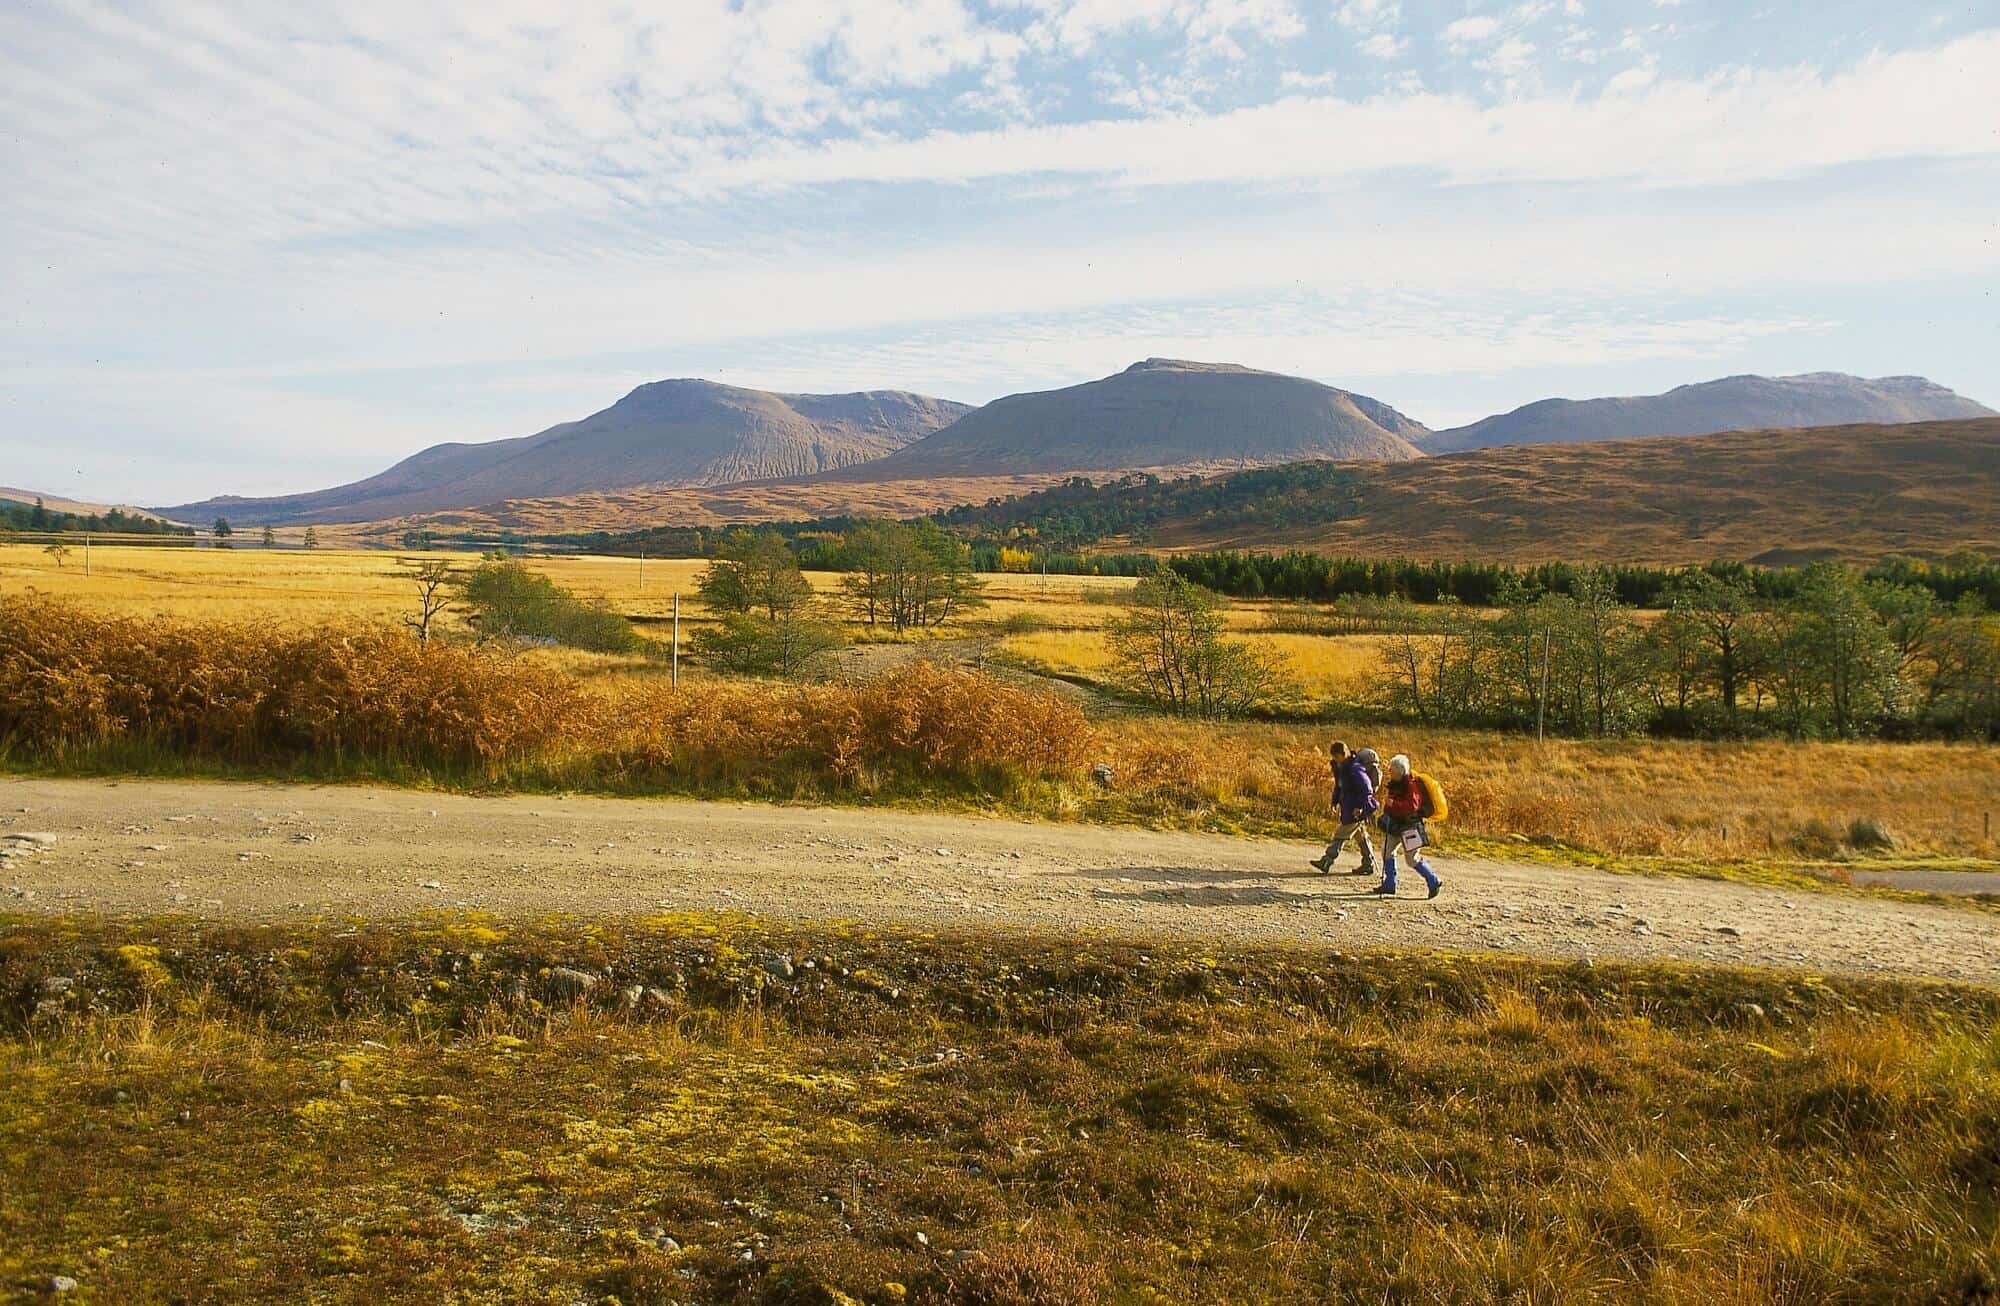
left=2, top=2, right=1997, bottom=501
left=686, top=32, right=2000, bottom=193
left=1004, top=0, right=1302, bottom=53
left=1444, top=15, right=1503, bottom=44
left=1335, top=0, right=1402, bottom=30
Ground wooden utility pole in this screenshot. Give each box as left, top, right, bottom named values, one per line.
left=1537, top=626, right=1552, bottom=744
left=638, top=550, right=646, bottom=591
left=83, top=533, right=90, bottom=576
left=672, top=591, right=680, bottom=688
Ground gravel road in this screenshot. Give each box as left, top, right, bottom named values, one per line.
left=3, top=776, right=1994, bottom=984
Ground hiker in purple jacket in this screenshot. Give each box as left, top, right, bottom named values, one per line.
left=1308, top=741, right=1378, bottom=876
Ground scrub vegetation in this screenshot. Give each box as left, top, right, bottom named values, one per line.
left=5, top=591, right=1999, bottom=870
left=3, top=913, right=1997, bottom=1303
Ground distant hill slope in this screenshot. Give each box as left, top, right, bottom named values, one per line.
left=1424, top=373, right=1994, bottom=454
left=332, top=471, right=1081, bottom=545
left=944, top=418, right=2000, bottom=565
left=0, top=487, right=181, bottom=524
left=159, top=381, right=971, bottom=526
left=856, top=358, right=1427, bottom=479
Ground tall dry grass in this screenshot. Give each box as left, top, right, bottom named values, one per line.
left=0, top=595, right=1093, bottom=794
left=0, top=595, right=591, bottom=772
left=1093, top=715, right=2000, bottom=860
left=5, top=595, right=1994, bottom=862
left=610, top=659, right=1093, bottom=789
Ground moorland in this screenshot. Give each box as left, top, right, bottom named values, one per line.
left=4, top=521, right=1997, bottom=1303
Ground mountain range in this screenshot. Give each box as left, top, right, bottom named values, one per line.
left=164, top=382, right=969, bottom=526
left=1422, top=372, right=1996, bottom=454
left=152, top=365, right=1994, bottom=528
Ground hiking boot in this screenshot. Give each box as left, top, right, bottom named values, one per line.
left=1347, top=864, right=1375, bottom=876
left=1308, top=855, right=1333, bottom=873
left=1369, top=881, right=1396, bottom=896
left=1425, top=880, right=1443, bottom=900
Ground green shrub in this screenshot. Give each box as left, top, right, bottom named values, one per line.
left=1846, top=817, right=1896, bottom=852
left=462, top=559, right=639, bottom=652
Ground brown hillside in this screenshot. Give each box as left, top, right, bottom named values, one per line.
left=1148, top=418, right=2000, bottom=564
left=857, top=358, right=1426, bottom=478
left=341, top=471, right=1080, bottom=544
left=0, top=487, right=182, bottom=524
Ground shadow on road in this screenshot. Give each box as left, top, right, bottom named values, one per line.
left=1071, top=864, right=1306, bottom=885
left=1083, top=879, right=1404, bottom=909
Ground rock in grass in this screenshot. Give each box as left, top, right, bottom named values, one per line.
left=38, top=976, right=74, bottom=998
left=47, top=1276, right=79, bottom=1294
left=762, top=953, right=796, bottom=981
left=546, top=966, right=598, bottom=999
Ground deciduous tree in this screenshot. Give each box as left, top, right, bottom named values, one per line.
left=1108, top=572, right=1286, bottom=717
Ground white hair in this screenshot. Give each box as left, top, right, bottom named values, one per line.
left=1388, top=753, right=1411, bottom=777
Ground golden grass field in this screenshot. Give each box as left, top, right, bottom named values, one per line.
left=7, top=543, right=1999, bottom=867
left=0, top=542, right=1138, bottom=630
left=1002, top=626, right=1388, bottom=700
left=0, top=542, right=715, bottom=626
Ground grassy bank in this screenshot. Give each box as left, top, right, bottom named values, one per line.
left=7, top=595, right=1998, bottom=884
left=3, top=913, right=1998, bottom=1303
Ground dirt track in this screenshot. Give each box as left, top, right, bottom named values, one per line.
left=3, top=776, right=1995, bottom=984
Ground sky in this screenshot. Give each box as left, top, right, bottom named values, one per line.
left=3, top=0, right=1998, bottom=506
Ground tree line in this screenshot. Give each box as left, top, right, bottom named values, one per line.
left=1102, top=565, right=1999, bottom=741
left=930, top=464, right=1362, bottom=549
left=1, top=497, right=195, bottom=538
left=513, top=503, right=2000, bottom=613
left=1367, top=565, right=1999, bottom=740
left=1163, top=550, right=2000, bottom=611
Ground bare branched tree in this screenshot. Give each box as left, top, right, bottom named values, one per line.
left=397, top=557, right=457, bottom=644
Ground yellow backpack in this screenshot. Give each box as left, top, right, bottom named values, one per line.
left=1414, top=773, right=1449, bottom=823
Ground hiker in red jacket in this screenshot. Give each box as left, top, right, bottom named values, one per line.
left=1374, top=753, right=1443, bottom=899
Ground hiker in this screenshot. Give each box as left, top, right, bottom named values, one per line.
left=1309, top=741, right=1378, bottom=876
left=1374, top=753, right=1444, bottom=899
